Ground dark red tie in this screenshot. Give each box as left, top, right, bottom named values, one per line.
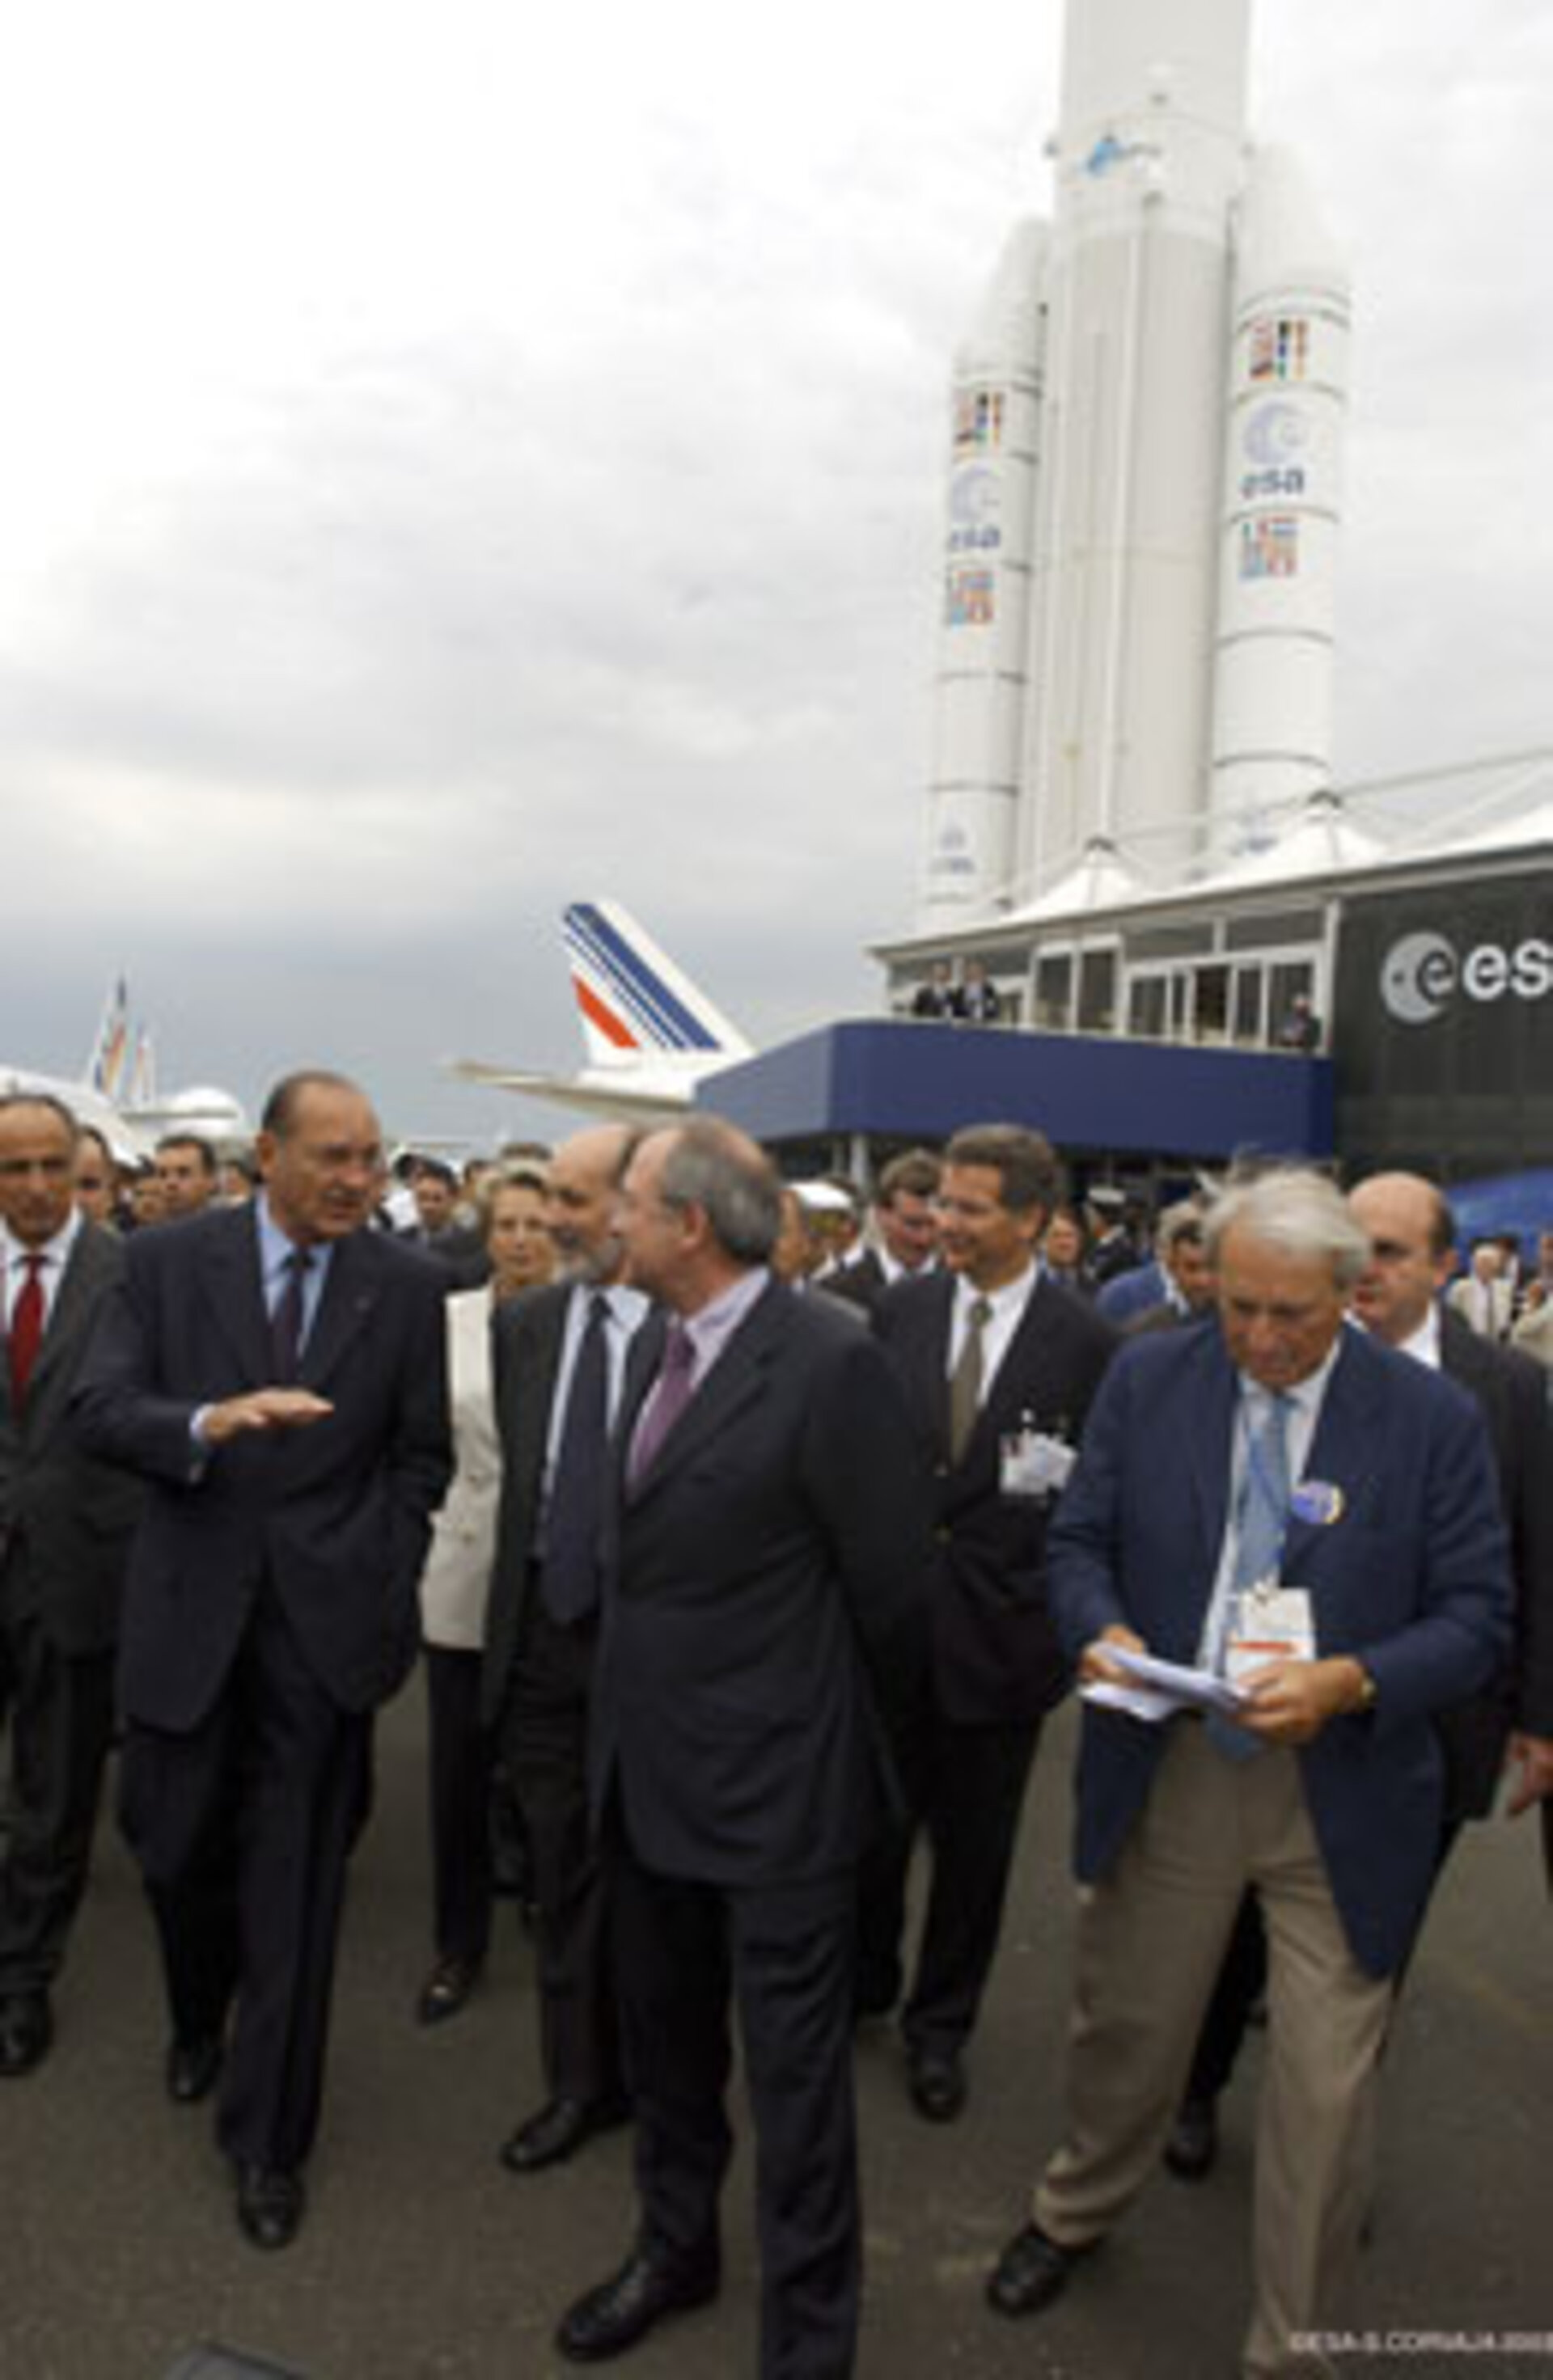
left=8, top=1254, right=45, bottom=1409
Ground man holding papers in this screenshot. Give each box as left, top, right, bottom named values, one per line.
left=985, top=1168, right=1510, bottom=2380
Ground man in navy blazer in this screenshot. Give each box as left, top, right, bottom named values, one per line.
left=74, top=1071, right=451, bottom=2251
left=986, top=1168, right=1509, bottom=2380
left=555, top=1118, right=930, bottom=2378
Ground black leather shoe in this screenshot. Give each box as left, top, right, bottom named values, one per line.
left=166, top=2032, right=224, bottom=2105
left=501, top=2092, right=631, bottom=2175
left=0, top=1992, right=53, bottom=2078
left=556, top=2238, right=720, bottom=2361
left=908, top=2045, right=967, bottom=2123
left=234, top=2162, right=305, bottom=2251
left=986, top=2222, right=1086, bottom=2318
left=416, top=1955, right=482, bottom=2026
left=1163, top=2095, right=1220, bottom=2181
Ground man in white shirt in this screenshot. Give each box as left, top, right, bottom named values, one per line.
left=864, top=1124, right=1115, bottom=2124
left=0, top=1095, right=140, bottom=2077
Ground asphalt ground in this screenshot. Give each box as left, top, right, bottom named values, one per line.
left=1, top=1693, right=1548, bottom=2380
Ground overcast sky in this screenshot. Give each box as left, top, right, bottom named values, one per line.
left=2, top=0, right=1547, bottom=1143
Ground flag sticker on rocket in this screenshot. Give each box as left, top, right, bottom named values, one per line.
left=1240, top=518, right=1300, bottom=581
left=1250, top=316, right=1311, bottom=383
left=946, top=569, right=997, bottom=628
left=954, top=389, right=1005, bottom=455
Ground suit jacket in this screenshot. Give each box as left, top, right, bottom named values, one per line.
left=0, top=1224, right=142, bottom=1655
left=72, top=1203, right=453, bottom=1728
left=1095, top=1258, right=1166, bottom=1323
left=1446, top=1274, right=1514, bottom=1342
left=1048, top=1322, right=1512, bottom=1976
left=418, top=1287, right=501, bottom=1652
left=591, top=1278, right=932, bottom=1887
left=1435, top=1305, right=1553, bottom=1812
left=873, top=1269, right=1116, bottom=1727
left=479, top=1280, right=654, bottom=1727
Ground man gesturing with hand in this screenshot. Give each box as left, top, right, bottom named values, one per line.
left=74, top=1069, right=451, bottom=2251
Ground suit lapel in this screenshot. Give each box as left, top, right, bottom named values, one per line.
left=1183, top=1326, right=1238, bottom=1575
left=1281, top=1329, right=1382, bottom=1575
left=894, top=1272, right=955, bottom=1459
left=624, top=1280, right=782, bottom=1504
left=514, top=1286, right=572, bottom=1507
left=302, top=1232, right=383, bottom=1392
left=196, top=1207, right=272, bottom=1385
left=975, top=1275, right=1082, bottom=1449
left=21, top=1227, right=113, bottom=1432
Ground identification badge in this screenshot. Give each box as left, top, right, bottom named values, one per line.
left=1225, top=1583, right=1315, bottom=1690
left=1000, top=1427, right=1076, bottom=1502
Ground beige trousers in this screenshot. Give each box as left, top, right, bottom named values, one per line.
left=1034, top=1722, right=1394, bottom=2380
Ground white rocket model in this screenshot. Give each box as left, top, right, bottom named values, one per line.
left=1211, top=143, right=1352, bottom=847
left=917, top=0, right=1352, bottom=927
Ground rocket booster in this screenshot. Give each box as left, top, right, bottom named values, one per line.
left=1211, top=143, right=1352, bottom=844
left=919, top=221, right=1049, bottom=922
left=916, top=0, right=1348, bottom=928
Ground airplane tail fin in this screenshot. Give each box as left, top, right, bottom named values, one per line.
left=85, top=976, right=131, bottom=1099
left=563, top=901, right=751, bottom=1073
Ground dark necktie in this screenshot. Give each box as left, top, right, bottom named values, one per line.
left=542, top=1292, right=611, bottom=1626
left=628, top=1321, right=696, bottom=1487
left=7, top=1254, right=45, bottom=1409
left=270, top=1247, right=313, bottom=1384
left=949, top=1295, right=992, bottom=1464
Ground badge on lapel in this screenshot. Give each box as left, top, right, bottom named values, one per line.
left=1289, top=1479, right=1344, bottom=1528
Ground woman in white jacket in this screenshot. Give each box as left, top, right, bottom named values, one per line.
left=416, top=1165, right=553, bottom=2023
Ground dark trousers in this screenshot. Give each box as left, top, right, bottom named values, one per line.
left=423, top=1645, right=493, bottom=1967
left=0, top=1571, right=116, bottom=1995
left=118, top=1584, right=371, bottom=2171
left=611, top=1830, right=861, bottom=2380
left=857, top=1702, right=1041, bottom=2057
left=505, top=1595, right=619, bottom=2105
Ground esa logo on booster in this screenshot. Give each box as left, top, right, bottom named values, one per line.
left=1381, top=931, right=1553, bottom=1025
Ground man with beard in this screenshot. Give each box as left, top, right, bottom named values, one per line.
left=482, top=1122, right=650, bottom=2171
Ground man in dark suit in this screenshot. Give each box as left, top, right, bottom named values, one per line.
left=73, top=1070, right=451, bottom=2250
left=555, top=1119, right=930, bottom=2377
left=1162, top=1167, right=1553, bottom=2184
left=986, top=1168, right=1509, bottom=2379
left=1348, top=1176, right=1553, bottom=1860
left=825, top=1148, right=941, bottom=1317
left=482, top=1121, right=650, bottom=2173
left=398, top=1156, right=488, bottom=1290
left=0, top=1094, right=142, bottom=2076
left=861, top=1124, right=1115, bottom=2124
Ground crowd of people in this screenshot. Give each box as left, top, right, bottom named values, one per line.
left=1, top=1076, right=1549, bottom=2379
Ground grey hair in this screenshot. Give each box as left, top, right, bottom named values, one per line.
left=658, top=1120, right=781, bottom=1264
left=1156, top=1197, right=1207, bottom=1257
left=1205, top=1167, right=1370, bottom=1289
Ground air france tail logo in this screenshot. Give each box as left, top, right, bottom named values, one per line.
left=1381, top=932, right=1553, bottom=1025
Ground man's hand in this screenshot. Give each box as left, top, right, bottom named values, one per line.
left=201, top=1389, right=334, bottom=1445
left=1236, top=1655, right=1369, bottom=1746
left=1504, top=1731, right=1553, bottom=1818
left=1079, top=1624, right=1147, bottom=1687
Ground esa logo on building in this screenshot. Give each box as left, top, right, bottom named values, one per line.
left=1381, top=931, right=1553, bottom=1025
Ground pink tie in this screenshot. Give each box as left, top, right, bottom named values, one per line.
left=628, top=1323, right=696, bottom=1486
